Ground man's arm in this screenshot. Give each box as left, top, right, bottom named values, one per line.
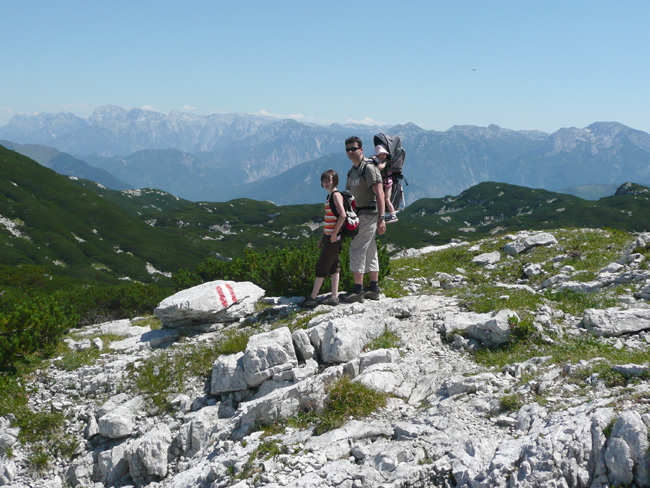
left=373, top=182, right=386, bottom=235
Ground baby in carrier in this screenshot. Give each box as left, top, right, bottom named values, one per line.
left=374, top=144, right=398, bottom=223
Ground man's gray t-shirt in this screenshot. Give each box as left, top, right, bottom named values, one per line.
left=346, top=158, right=382, bottom=212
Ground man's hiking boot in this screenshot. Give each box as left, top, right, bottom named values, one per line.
left=363, top=288, right=381, bottom=300
left=384, top=214, right=398, bottom=224
left=343, top=291, right=364, bottom=303
left=323, top=295, right=339, bottom=306
left=302, top=297, right=318, bottom=309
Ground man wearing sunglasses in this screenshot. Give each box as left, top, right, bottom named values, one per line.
left=344, top=136, right=386, bottom=302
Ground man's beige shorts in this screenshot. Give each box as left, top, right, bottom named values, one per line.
left=349, top=213, right=379, bottom=274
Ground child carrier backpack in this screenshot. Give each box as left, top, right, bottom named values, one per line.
left=373, top=132, right=408, bottom=210
left=373, top=133, right=406, bottom=174
left=328, top=190, right=360, bottom=238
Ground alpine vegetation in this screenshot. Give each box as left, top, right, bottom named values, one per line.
left=2, top=228, right=650, bottom=487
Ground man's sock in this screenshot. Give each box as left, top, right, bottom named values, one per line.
left=353, top=284, right=363, bottom=294
left=369, top=281, right=379, bottom=291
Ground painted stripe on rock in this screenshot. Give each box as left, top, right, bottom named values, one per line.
left=216, top=285, right=228, bottom=308
left=225, top=283, right=237, bottom=303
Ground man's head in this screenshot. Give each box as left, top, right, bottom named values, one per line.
left=320, top=169, right=338, bottom=191
left=345, top=136, right=363, bottom=164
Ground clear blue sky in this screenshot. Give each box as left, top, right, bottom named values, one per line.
left=2, top=0, right=649, bottom=132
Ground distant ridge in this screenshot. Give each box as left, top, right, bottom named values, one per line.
left=2, top=108, right=650, bottom=203
left=0, top=140, right=129, bottom=190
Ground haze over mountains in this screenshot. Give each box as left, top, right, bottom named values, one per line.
left=2, top=106, right=650, bottom=204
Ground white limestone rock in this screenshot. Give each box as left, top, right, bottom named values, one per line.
left=98, top=406, right=136, bottom=439
left=241, top=327, right=297, bottom=388
left=635, top=232, right=650, bottom=251
left=292, top=328, right=315, bottom=361
left=319, top=317, right=387, bottom=364
left=472, top=251, right=501, bottom=265
left=127, top=424, right=172, bottom=486
left=600, top=262, right=624, bottom=274
left=503, top=232, right=557, bottom=256
left=0, top=458, right=16, bottom=485
left=443, top=309, right=517, bottom=346
left=94, top=442, right=131, bottom=486
left=636, top=282, right=650, bottom=300
left=523, top=263, right=543, bottom=278
left=67, top=453, right=94, bottom=487
left=210, top=352, right=248, bottom=395
left=155, top=280, right=265, bottom=328
left=358, top=348, right=400, bottom=373
left=605, top=411, right=649, bottom=486
left=321, top=319, right=363, bottom=364
left=582, top=307, right=650, bottom=336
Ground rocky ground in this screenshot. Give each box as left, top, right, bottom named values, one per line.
left=2, top=229, right=650, bottom=488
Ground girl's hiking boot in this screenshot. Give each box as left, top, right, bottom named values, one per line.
left=323, top=295, right=339, bottom=306
left=302, top=297, right=318, bottom=309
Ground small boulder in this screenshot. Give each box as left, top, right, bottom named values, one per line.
left=582, top=308, right=650, bottom=336
left=127, top=424, right=172, bottom=486
left=472, top=251, right=501, bottom=265
left=241, top=327, right=297, bottom=387
left=503, top=232, right=557, bottom=256
left=210, top=352, right=248, bottom=395
left=444, top=309, right=517, bottom=347
left=155, top=280, right=265, bottom=328
left=98, top=406, right=136, bottom=439
left=292, top=328, right=315, bottom=361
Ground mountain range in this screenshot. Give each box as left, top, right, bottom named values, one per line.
left=2, top=107, right=650, bottom=203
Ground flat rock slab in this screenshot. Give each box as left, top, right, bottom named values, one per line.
left=155, top=280, right=265, bottom=328
left=443, top=309, right=517, bottom=346
left=503, top=232, right=557, bottom=256
left=472, top=251, right=501, bottom=265
left=582, top=308, right=650, bottom=336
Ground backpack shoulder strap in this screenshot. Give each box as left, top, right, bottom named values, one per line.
left=329, top=190, right=341, bottom=217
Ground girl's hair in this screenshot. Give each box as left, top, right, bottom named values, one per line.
left=321, top=169, right=338, bottom=187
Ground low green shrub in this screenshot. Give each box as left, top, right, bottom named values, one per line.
left=500, top=393, right=523, bottom=413
left=129, top=330, right=250, bottom=412
left=0, top=294, right=78, bottom=372
left=177, top=238, right=391, bottom=297
left=308, top=376, right=388, bottom=435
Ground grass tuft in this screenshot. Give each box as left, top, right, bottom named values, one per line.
left=364, top=326, right=401, bottom=351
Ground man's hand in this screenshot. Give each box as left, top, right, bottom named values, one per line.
left=377, top=219, right=386, bottom=235
left=330, top=233, right=338, bottom=243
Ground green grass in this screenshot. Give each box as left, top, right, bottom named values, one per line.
left=236, top=439, right=288, bottom=480
left=569, top=362, right=628, bottom=388
left=500, top=393, right=523, bottom=413
left=54, top=333, right=126, bottom=371
left=288, top=376, right=388, bottom=436
left=458, top=285, right=542, bottom=315
left=475, top=334, right=650, bottom=371
left=0, top=373, right=79, bottom=472
left=545, top=289, right=618, bottom=316
left=131, top=315, right=161, bottom=330
left=128, top=329, right=250, bottom=411
left=364, top=327, right=402, bottom=351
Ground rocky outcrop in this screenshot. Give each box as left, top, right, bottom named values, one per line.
left=443, top=309, right=517, bottom=346
left=503, top=232, right=557, bottom=256
left=9, top=230, right=650, bottom=488
left=582, top=307, right=650, bottom=336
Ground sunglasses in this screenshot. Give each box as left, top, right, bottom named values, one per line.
left=345, top=146, right=361, bottom=152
